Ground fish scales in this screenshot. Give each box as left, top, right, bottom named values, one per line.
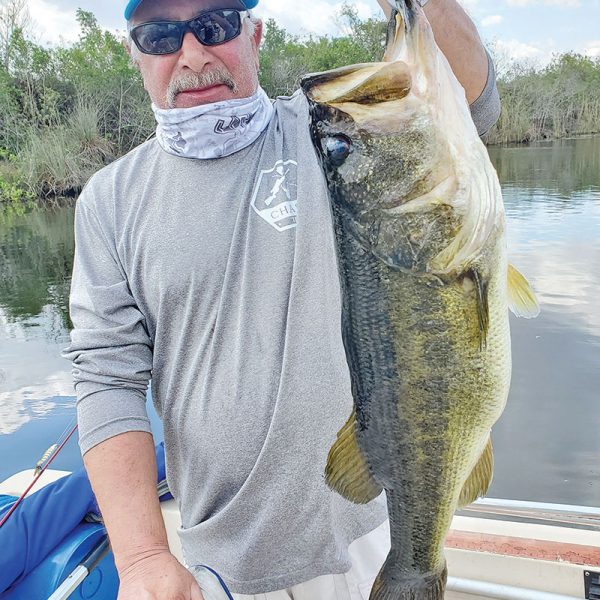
left=340, top=200, right=508, bottom=545
left=301, top=0, right=538, bottom=598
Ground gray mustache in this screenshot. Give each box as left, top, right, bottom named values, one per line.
left=167, top=69, right=237, bottom=106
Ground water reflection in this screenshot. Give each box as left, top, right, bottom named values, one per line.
left=488, top=137, right=600, bottom=506
left=489, top=136, right=600, bottom=195
left=0, top=138, right=599, bottom=508
left=0, top=403, right=82, bottom=477
left=0, top=203, right=74, bottom=329
left=0, top=306, right=74, bottom=435
left=490, top=305, right=600, bottom=505
left=0, top=203, right=76, bottom=438
left=506, top=195, right=600, bottom=331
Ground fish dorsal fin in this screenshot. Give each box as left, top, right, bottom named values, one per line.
left=507, top=264, right=540, bottom=318
left=325, top=410, right=383, bottom=504
left=458, top=437, right=494, bottom=507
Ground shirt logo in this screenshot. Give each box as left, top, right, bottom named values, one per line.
left=251, top=159, right=298, bottom=232
left=214, top=112, right=256, bottom=134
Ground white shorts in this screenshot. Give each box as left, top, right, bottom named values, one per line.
left=233, top=519, right=390, bottom=600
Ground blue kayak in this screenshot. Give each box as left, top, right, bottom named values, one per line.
left=0, top=443, right=170, bottom=600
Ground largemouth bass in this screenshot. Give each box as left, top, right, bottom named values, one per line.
left=301, top=2, right=539, bottom=599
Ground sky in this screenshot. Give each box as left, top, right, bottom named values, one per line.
left=20, top=0, right=600, bottom=67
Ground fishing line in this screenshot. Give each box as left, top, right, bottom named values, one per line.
left=0, top=423, right=79, bottom=529
left=54, top=417, right=78, bottom=451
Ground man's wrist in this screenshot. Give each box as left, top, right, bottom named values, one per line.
left=114, top=544, right=173, bottom=575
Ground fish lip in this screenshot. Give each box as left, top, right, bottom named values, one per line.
left=302, top=61, right=412, bottom=107
left=300, top=64, right=379, bottom=99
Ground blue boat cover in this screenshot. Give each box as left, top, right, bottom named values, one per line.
left=0, top=442, right=170, bottom=594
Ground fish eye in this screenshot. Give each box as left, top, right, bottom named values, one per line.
left=324, top=135, right=352, bottom=167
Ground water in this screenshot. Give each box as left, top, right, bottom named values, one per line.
left=0, top=137, right=599, bottom=508
left=487, top=136, right=600, bottom=506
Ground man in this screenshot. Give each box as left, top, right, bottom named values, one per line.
left=64, top=0, right=500, bottom=598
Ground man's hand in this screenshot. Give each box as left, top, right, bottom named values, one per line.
left=117, top=550, right=204, bottom=600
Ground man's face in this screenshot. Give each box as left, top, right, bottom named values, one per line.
left=129, top=0, right=262, bottom=109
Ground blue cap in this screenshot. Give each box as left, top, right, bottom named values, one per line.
left=125, top=0, right=259, bottom=20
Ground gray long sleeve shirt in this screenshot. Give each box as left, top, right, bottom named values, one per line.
left=64, top=62, right=500, bottom=594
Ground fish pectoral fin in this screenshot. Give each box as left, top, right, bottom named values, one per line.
left=465, top=268, right=489, bottom=350
left=325, top=410, right=383, bottom=504
left=507, top=264, right=540, bottom=318
left=458, top=437, right=494, bottom=507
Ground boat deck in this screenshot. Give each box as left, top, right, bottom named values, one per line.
left=2, top=470, right=599, bottom=600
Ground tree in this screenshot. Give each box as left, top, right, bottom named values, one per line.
left=55, top=9, right=152, bottom=153
left=0, top=0, right=30, bottom=70
left=258, top=8, right=387, bottom=99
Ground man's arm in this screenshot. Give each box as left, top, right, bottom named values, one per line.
left=377, top=0, right=488, bottom=103
left=84, top=432, right=203, bottom=599
left=64, top=193, right=202, bottom=599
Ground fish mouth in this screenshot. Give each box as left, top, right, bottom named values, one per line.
left=300, top=60, right=411, bottom=107
left=300, top=4, right=417, bottom=108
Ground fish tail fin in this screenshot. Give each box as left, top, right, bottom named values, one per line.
left=370, top=561, right=446, bottom=600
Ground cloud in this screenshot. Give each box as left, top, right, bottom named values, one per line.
left=506, top=0, right=581, bottom=6
left=27, top=0, right=80, bottom=45
left=584, top=40, right=600, bottom=57
left=458, top=0, right=481, bottom=8
left=30, top=0, right=380, bottom=43
left=493, top=38, right=545, bottom=61
left=256, top=0, right=376, bottom=36
left=481, top=15, right=504, bottom=26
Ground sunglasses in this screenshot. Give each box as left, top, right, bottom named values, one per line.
left=130, top=8, right=247, bottom=55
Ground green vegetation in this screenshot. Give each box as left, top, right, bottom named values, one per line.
left=486, top=53, right=600, bottom=145
left=259, top=7, right=388, bottom=98
left=0, top=2, right=152, bottom=203
left=0, top=1, right=599, bottom=204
